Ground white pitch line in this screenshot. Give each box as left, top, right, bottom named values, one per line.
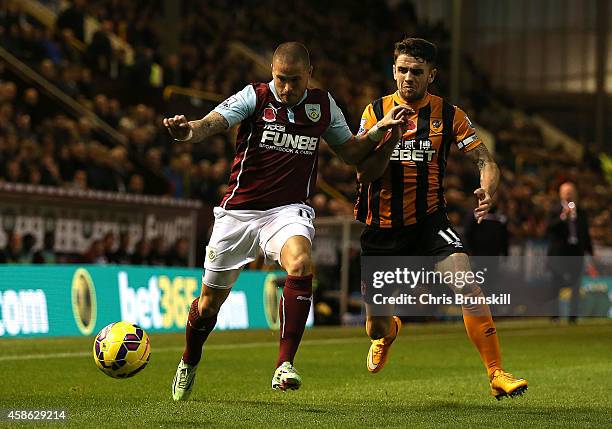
left=0, top=337, right=366, bottom=362
left=0, top=325, right=606, bottom=362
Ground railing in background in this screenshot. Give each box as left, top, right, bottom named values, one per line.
left=0, top=183, right=202, bottom=266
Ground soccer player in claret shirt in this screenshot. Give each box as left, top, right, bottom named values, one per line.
left=355, top=38, right=528, bottom=399
left=163, top=42, right=409, bottom=400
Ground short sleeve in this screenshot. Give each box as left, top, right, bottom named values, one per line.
left=322, top=93, right=353, bottom=146
left=357, top=103, right=377, bottom=136
left=453, top=106, right=482, bottom=153
left=212, top=85, right=257, bottom=127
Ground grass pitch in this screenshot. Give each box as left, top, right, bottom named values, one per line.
left=1, top=319, right=611, bottom=428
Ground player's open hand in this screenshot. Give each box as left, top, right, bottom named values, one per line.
left=473, top=188, right=492, bottom=224
left=385, top=106, right=414, bottom=145
left=379, top=105, right=413, bottom=131
left=163, top=114, right=192, bottom=140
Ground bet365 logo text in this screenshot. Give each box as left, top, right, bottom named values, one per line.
left=118, top=271, right=249, bottom=331
left=118, top=271, right=198, bottom=330
left=391, top=139, right=436, bottom=162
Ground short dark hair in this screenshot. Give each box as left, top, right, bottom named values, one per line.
left=393, top=38, right=437, bottom=64
left=273, top=42, right=311, bottom=68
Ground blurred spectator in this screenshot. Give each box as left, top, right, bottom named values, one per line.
left=55, top=0, right=85, bottom=42
left=68, top=169, right=88, bottom=190
left=33, top=232, right=57, bottom=264
left=166, top=237, right=189, bottom=266
left=86, top=142, right=117, bottom=191
left=19, top=87, right=45, bottom=126
left=102, top=231, right=115, bottom=261
left=21, top=233, right=37, bottom=263
left=88, top=19, right=114, bottom=77
left=130, top=239, right=150, bottom=265
left=163, top=53, right=182, bottom=87
left=5, top=159, right=23, bottom=183
left=547, top=181, right=594, bottom=323
left=140, top=147, right=170, bottom=196
left=82, top=238, right=108, bottom=264
left=148, top=236, right=167, bottom=265
left=110, top=231, right=131, bottom=264
left=0, top=232, right=23, bottom=263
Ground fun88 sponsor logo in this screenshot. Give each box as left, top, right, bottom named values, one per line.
left=260, top=124, right=318, bottom=153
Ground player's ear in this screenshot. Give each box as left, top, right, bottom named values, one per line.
left=428, top=67, right=437, bottom=84
left=392, top=64, right=397, bottom=79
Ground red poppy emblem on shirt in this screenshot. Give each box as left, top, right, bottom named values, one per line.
left=263, top=107, right=276, bottom=122
left=406, top=119, right=417, bottom=131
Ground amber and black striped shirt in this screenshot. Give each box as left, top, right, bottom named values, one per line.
left=354, top=91, right=482, bottom=227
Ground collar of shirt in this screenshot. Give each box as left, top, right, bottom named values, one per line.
left=392, top=91, right=431, bottom=110
left=268, top=80, right=308, bottom=108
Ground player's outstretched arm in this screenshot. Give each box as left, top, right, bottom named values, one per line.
left=331, top=105, right=410, bottom=165
left=467, top=143, right=500, bottom=223
left=162, top=111, right=229, bottom=143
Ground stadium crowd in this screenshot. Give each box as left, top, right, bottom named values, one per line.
left=0, top=0, right=610, bottom=269
left=0, top=229, right=191, bottom=266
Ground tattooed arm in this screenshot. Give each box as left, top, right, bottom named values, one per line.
left=163, top=112, right=230, bottom=143
left=467, top=143, right=500, bottom=223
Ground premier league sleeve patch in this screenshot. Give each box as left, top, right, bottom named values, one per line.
left=358, top=118, right=367, bottom=135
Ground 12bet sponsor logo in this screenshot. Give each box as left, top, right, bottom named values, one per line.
left=391, top=139, right=436, bottom=162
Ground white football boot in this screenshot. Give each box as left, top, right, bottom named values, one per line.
left=271, top=361, right=302, bottom=391
left=172, top=359, right=198, bottom=401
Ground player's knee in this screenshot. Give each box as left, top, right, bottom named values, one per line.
left=198, top=291, right=227, bottom=318
left=198, top=298, right=222, bottom=318
left=284, top=252, right=312, bottom=276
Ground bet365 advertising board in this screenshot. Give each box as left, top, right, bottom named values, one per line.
left=0, top=265, right=311, bottom=338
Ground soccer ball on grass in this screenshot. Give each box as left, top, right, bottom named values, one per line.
left=93, top=321, right=151, bottom=378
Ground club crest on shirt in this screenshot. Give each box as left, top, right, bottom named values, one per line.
left=305, top=104, right=321, bottom=122
left=431, top=119, right=442, bottom=131
left=263, top=103, right=278, bottom=122
left=206, top=246, right=217, bottom=262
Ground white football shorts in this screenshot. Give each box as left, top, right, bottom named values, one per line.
left=202, top=203, right=315, bottom=288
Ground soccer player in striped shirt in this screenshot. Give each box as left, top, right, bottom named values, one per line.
left=356, top=38, right=528, bottom=400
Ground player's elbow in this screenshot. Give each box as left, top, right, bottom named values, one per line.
left=357, top=170, right=370, bottom=185
left=356, top=167, right=377, bottom=185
